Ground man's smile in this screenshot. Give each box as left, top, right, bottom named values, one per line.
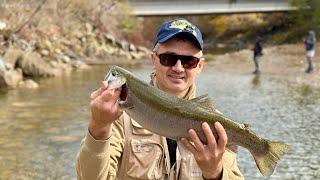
left=168, top=74, right=185, bottom=80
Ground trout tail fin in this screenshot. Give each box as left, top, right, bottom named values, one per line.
left=253, top=141, right=290, bottom=177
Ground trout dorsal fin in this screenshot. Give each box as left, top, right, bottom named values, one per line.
left=190, top=94, right=216, bottom=111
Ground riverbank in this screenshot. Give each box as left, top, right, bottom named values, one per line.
left=0, top=24, right=150, bottom=89
left=0, top=0, right=150, bottom=89
left=205, top=43, right=320, bottom=89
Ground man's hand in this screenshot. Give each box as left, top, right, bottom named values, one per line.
left=88, top=82, right=122, bottom=140
left=180, top=122, right=227, bottom=179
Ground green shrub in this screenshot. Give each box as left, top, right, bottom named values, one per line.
left=116, top=2, right=142, bottom=40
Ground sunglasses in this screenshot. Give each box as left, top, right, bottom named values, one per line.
left=156, top=53, right=201, bottom=69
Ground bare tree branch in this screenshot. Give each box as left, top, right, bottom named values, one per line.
left=103, top=0, right=117, bottom=11
left=14, top=0, right=48, bottom=33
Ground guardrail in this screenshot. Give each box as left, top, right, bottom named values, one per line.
left=127, top=0, right=296, bottom=16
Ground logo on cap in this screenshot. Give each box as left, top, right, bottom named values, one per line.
left=169, top=19, right=197, bottom=37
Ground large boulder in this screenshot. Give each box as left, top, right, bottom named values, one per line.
left=130, top=51, right=144, bottom=59
left=116, top=41, right=129, bottom=51
left=0, top=57, right=5, bottom=75
left=18, top=79, right=39, bottom=89
left=18, top=51, right=58, bottom=77
left=137, top=46, right=151, bottom=54
left=129, top=43, right=137, bottom=52
left=103, top=44, right=118, bottom=55
left=3, top=47, right=23, bottom=70
left=0, top=75, right=5, bottom=87
left=15, top=39, right=31, bottom=51
left=0, top=69, right=23, bottom=88
left=69, top=60, right=90, bottom=70
left=0, top=57, right=6, bottom=87
left=118, top=49, right=132, bottom=60
left=85, top=23, right=94, bottom=34
left=0, top=21, right=7, bottom=30
left=85, top=44, right=97, bottom=57
left=49, top=60, right=72, bottom=74
left=104, top=34, right=116, bottom=46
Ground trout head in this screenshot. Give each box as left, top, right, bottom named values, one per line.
left=104, top=66, right=131, bottom=109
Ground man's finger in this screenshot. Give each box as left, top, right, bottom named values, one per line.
left=180, top=138, right=197, bottom=155
left=188, top=129, right=205, bottom=152
left=202, top=122, right=217, bottom=151
left=99, top=88, right=121, bottom=104
left=90, top=82, right=108, bottom=100
left=112, top=89, right=122, bottom=106
left=214, top=122, right=228, bottom=150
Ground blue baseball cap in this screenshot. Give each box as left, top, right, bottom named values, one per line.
left=153, top=18, right=204, bottom=50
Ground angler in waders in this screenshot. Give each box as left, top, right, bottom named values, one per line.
left=304, top=30, right=316, bottom=73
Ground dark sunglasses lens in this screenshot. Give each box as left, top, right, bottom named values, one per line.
left=180, top=56, right=199, bottom=68
left=158, top=54, right=200, bottom=69
left=159, top=54, right=177, bottom=66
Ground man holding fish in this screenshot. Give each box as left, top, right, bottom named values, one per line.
left=77, top=18, right=274, bottom=180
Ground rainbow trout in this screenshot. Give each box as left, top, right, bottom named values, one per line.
left=105, top=65, right=289, bottom=177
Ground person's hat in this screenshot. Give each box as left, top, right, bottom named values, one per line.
left=153, top=18, right=203, bottom=50
left=308, top=30, right=315, bottom=36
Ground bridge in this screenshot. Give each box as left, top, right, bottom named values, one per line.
left=126, top=0, right=296, bottom=16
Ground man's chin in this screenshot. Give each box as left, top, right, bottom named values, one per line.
left=167, top=83, right=186, bottom=92
left=162, top=79, right=188, bottom=92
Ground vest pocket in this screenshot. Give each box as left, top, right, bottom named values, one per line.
left=126, top=139, right=164, bottom=179
left=178, top=155, right=203, bottom=180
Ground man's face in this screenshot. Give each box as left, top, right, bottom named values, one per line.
left=151, top=38, right=205, bottom=97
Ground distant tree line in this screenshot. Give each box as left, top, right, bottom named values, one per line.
left=289, top=0, right=320, bottom=30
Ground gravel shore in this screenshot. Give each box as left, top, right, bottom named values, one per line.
left=206, top=43, right=320, bottom=89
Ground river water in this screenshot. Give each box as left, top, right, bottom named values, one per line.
left=0, top=63, right=319, bottom=179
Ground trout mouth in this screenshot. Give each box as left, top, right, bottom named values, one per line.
left=120, top=83, right=128, bottom=102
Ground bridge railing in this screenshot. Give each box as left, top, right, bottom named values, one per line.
left=127, top=0, right=295, bottom=16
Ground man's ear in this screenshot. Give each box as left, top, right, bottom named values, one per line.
left=151, top=53, right=157, bottom=65
left=197, top=59, right=205, bottom=74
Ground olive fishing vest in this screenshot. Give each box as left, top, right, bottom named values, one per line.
left=114, top=78, right=241, bottom=180
left=116, top=112, right=207, bottom=180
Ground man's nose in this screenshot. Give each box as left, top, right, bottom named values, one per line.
left=172, top=60, right=184, bottom=72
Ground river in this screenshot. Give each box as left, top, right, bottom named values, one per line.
left=0, top=63, right=319, bottom=179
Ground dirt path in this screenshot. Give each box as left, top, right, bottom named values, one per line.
left=206, top=43, right=320, bottom=89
